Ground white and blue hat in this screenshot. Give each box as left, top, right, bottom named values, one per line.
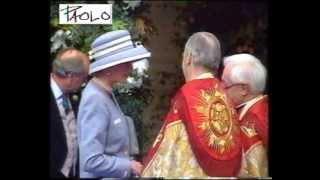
left=88, top=30, right=151, bottom=75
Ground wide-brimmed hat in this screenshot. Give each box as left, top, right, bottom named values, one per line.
left=88, top=30, right=151, bottom=75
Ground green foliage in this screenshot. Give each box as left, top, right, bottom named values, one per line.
left=50, top=0, right=136, bottom=55
left=114, top=73, right=152, bottom=152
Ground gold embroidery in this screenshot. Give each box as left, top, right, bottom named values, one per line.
left=240, top=124, right=258, bottom=138
left=142, top=121, right=209, bottom=178
left=151, top=121, right=183, bottom=148
left=195, top=88, right=236, bottom=154
left=238, top=142, right=268, bottom=177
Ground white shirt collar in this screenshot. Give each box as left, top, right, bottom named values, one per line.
left=51, top=76, right=63, bottom=100
left=236, top=101, right=247, bottom=109
left=238, top=95, right=267, bottom=120
left=194, top=72, right=215, bottom=80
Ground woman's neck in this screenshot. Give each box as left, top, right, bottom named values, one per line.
left=93, top=76, right=113, bottom=93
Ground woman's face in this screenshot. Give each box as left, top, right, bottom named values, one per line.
left=110, top=62, right=133, bottom=83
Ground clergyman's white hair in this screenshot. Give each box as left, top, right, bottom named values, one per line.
left=222, top=53, right=267, bottom=93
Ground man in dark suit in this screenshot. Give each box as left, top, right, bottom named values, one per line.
left=50, top=47, right=89, bottom=178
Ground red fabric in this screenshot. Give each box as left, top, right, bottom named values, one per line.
left=179, top=78, right=242, bottom=176
left=239, top=113, right=261, bottom=151
left=143, top=78, right=242, bottom=176
left=142, top=94, right=180, bottom=166
left=240, top=97, right=268, bottom=151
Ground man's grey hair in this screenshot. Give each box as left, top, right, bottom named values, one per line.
left=52, top=58, right=86, bottom=77
left=222, top=53, right=267, bottom=93
left=183, top=32, right=221, bottom=73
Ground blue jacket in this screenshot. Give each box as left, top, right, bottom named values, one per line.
left=78, top=80, right=132, bottom=178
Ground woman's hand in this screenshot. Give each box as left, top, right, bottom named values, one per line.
left=130, top=160, right=144, bottom=176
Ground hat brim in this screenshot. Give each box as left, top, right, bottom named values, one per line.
left=89, top=46, right=151, bottom=75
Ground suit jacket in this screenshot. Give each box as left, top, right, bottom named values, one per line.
left=50, top=90, right=80, bottom=178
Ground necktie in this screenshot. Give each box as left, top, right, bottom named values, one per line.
left=62, top=94, right=71, bottom=114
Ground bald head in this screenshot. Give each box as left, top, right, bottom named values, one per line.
left=52, top=47, right=90, bottom=77
left=183, top=32, right=221, bottom=73
left=51, top=48, right=90, bottom=92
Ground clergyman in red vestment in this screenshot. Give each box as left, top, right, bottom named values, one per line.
left=142, top=32, right=243, bottom=178
left=222, top=53, right=268, bottom=177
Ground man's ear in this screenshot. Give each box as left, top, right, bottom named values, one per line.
left=185, top=54, right=192, bottom=66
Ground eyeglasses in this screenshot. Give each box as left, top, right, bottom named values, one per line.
left=68, top=72, right=88, bottom=81
left=221, top=82, right=245, bottom=89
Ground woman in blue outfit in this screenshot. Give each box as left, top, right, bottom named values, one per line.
left=77, top=30, right=151, bottom=178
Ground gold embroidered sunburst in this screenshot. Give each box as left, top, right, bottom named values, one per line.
left=195, top=87, right=236, bottom=154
